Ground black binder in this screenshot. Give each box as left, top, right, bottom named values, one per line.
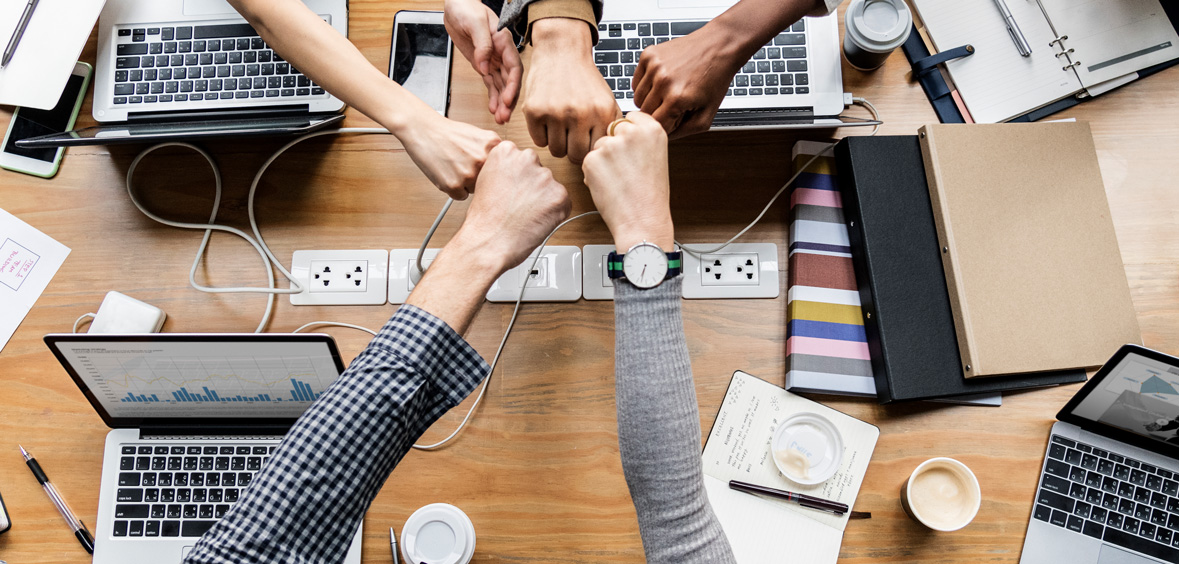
left=833, top=136, right=1087, bottom=403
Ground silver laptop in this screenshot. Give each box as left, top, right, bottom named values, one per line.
left=44, top=333, right=362, bottom=564
left=597, top=0, right=871, bottom=130
left=1022, top=345, right=1179, bottom=564
left=22, top=0, right=347, bottom=147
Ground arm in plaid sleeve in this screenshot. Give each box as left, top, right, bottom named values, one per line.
left=183, top=304, right=489, bottom=564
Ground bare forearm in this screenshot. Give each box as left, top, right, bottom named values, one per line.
left=709, top=0, right=826, bottom=63
left=228, top=0, right=431, bottom=135
left=406, top=241, right=503, bottom=335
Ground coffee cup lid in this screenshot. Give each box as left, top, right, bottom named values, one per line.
left=847, top=0, right=913, bottom=52
left=770, top=412, right=844, bottom=485
left=401, top=503, right=477, bottom=564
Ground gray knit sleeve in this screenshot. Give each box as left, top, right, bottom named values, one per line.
left=613, top=277, right=737, bottom=563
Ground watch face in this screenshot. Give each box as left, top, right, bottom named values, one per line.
left=623, top=244, right=668, bottom=288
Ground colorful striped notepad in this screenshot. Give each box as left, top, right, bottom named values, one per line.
left=783, top=141, right=999, bottom=406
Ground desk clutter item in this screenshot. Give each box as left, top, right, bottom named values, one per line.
left=0, top=0, right=104, bottom=109
left=909, top=0, right=1179, bottom=123
left=0, top=207, right=70, bottom=354
left=900, top=457, right=981, bottom=532
left=833, top=135, right=1087, bottom=402
left=702, top=371, right=879, bottom=563
left=919, top=122, right=1141, bottom=378
left=842, top=0, right=912, bottom=71
left=400, top=504, right=476, bottom=564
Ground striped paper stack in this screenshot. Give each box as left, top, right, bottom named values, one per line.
left=784, top=142, right=877, bottom=397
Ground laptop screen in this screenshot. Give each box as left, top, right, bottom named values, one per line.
left=1061, top=346, right=1179, bottom=454
left=45, top=334, right=346, bottom=428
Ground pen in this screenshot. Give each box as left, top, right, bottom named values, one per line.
left=1, top=0, right=40, bottom=68
left=390, top=526, right=401, bottom=564
left=729, top=480, right=850, bottom=515
left=992, top=0, right=1032, bottom=57
left=19, top=445, right=94, bottom=554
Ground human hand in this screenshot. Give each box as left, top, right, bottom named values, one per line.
left=451, top=141, right=572, bottom=272
left=444, top=0, right=522, bottom=124
left=523, top=17, right=621, bottom=164
left=632, top=24, right=744, bottom=138
left=398, top=112, right=502, bottom=200
left=582, top=112, right=673, bottom=252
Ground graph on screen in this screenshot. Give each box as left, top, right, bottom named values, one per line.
left=54, top=340, right=343, bottom=418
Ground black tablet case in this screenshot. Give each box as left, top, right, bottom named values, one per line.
left=834, top=136, right=1087, bottom=403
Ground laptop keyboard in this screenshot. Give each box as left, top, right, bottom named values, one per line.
left=1036, top=435, right=1179, bottom=563
left=593, top=20, right=810, bottom=101
left=112, top=24, right=326, bottom=106
left=112, top=443, right=275, bottom=538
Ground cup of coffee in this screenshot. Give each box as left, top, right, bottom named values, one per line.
left=900, top=458, right=981, bottom=531
left=401, top=503, right=477, bottom=564
left=843, top=0, right=913, bottom=71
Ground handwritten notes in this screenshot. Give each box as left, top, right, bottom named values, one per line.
left=0, top=208, right=69, bottom=352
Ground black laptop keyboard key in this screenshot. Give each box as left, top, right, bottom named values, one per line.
left=1051, top=510, right=1069, bottom=528
left=223, top=472, right=236, bottom=486
left=1151, top=475, right=1167, bottom=491
left=1074, top=501, right=1092, bottom=519
left=183, top=504, right=197, bottom=519
left=167, top=504, right=182, bottom=518
left=1130, top=460, right=1144, bottom=470
left=670, top=21, right=707, bottom=36
left=200, top=505, right=214, bottom=519
left=120, top=456, right=135, bottom=470
left=116, top=504, right=150, bottom=519
left=1156, top=509, right=1171, bottom=526
left=1093, top=507, right=1109, bottom=523
left=1120, top=498, right=1138, bottom=515
left=1104, top=527, right=1179, bottom=563
left=113, top=520, right=129, bottom=536
left=191, top=473, right=205, bottom=487
left=215, top=504, right=229, bottom=518
left=1086, top=471, right=1103, bottom=488
left=1142, top=522, right=1159, bottom=540
left=238, top=473, right=252, bottom=487
left=119, top=472, right=141, bottom=487
left=1069, top=465, right=1087, bottom=483
left=1039, top=489, right=1076, bottom=513
left=162, top=520, right=180, bottom=536
left=193, top=489, right=207, bottom=503
left=1067, top=515, right=1085, bottom=533
left=182, top=521, right=217, bottom=537
left=1137, top=503, right=1153, bottom=520
left=1053, top=435, right=1077, bottom=448
left=1035, top=504, right=1053, bottom=522
left=1162, top=529, right=1175, bottom=546
left=146, top=520, right=161, bottom=537
left=1046, top=458, right=1072, bottom=479
left=1042, top=473, right=1071, bottom=494
left=1109, top=512, right=1125, bottom=529
left=117, top=488, right=143, bottom=503
left=226, top=488, right=239, bottom=502
left=1134, top=469, right=1150, bottom=486
left=1084, top=519, right=1105, bottom=539
left=193, top=23, right=255, bottom=39
left=161, top=488, right=176, bottom=502
left=143, top=473, right=157, bottom=487
left=151, top=504, right=165, bottom=518
left=1138, top=487, right=1154, bottom=504
left=1087, top=487, right=1104, bottom=505
left=118, top=44, right=149, bottom=56
left=1070, top=482, right=1089, bottom=500
left=1156, top=493, right=1171, bottom=510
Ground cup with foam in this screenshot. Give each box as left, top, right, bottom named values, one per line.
left=900, top=457, right=982, bottom=531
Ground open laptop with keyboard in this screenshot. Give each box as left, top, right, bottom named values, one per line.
left=596, top=1, right=874, bottom=130
left=19, top=0, right=347, bottom=148
left=1023, top=345, right=1179, bottom=564
left=44, top=333, right=362, bottom=564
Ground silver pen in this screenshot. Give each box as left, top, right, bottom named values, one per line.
left=390, top=527, right=400, bottom=564
left=992, top=0, right=1032, bottom=57
left=1, top=0, right=40, bottom=68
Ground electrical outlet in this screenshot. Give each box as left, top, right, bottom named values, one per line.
left=290, top=250, right=389, bottom=305
left=486, top=246, right=582, bottom=303
left=387, top=248, right=440, bottom=305
left=681, top=243, right=779, bottom=299
left=582, top=244, right=616, bottom=300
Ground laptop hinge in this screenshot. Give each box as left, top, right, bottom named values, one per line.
left=140, top=423, right=290, bottom=439
left=126, top=104, right=314, bottom=123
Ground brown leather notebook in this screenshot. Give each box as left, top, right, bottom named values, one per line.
left=918, top=122, right=1141, bottom=379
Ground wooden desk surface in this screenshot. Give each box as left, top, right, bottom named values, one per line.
left=1, top=1, right=1177, bottom=562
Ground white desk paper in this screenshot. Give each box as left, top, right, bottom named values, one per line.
left=0, top=208, right=69, bottom=352
left=0, top=0, right=106, bottom=109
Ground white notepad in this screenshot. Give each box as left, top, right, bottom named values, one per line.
left=0, top=0, right=106, bottom=110
left=911, top=0, right=1179, bottom=123
left=702, top=371, right=879, bottom=563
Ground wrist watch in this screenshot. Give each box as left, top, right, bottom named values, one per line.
left=607, top=242, right=682, bottom=289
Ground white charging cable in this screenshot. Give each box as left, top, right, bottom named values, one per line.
left=125, top=128, right=388, bottom=332
left=676, top=95, right=880, bottom=256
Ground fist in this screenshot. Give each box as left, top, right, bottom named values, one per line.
left=582, top=112, right=673, bottom=252
left=457, top=142, right=572, bottom=271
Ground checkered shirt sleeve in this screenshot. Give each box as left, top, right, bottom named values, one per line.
left=183, top=305, right=490, bottom=564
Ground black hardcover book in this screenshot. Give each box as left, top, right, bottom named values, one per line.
left=834, top=136, right=1087, bottom=403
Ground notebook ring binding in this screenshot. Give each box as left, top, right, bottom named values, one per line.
left=1055, top=48, right=1075, bottom=58
left=1062, top=61, right=1081, bottom=71
left=1048, top=35, right=1069, bottom=47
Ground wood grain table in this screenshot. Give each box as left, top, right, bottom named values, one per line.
left=1, top=1, right=1177, bottom=562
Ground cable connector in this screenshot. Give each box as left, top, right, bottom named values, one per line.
left=843, top=92, right=855, bottom=107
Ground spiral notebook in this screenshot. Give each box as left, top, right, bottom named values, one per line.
left=911, top=0, right=1179, bottom=123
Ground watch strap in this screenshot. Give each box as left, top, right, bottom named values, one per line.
left=607, top=250, right=683, bottom=280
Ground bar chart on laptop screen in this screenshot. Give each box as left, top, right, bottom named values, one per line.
left=56, top=341, right=343, bottom=417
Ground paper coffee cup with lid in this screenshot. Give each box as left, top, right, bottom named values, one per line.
left=770, top=412, right=844, bottom=485
left=401, top=503, right=477, bottom=564
left=843, top=0, right=913, bottom=70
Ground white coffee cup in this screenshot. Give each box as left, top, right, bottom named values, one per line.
left=401, top=503, right=477, bottom=564
left=843, top=0, right=913, bottom=70
left=900, top=457, right=982, bottom=531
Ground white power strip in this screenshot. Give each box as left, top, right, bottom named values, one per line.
left=583, top=243, right=780, bottom=300
left=289, top=250, right=390, bottom=306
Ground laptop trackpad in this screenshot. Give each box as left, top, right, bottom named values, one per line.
left=1099, top=544, right=1163, bottom=564
left=183, top=0, right=238, bottom=16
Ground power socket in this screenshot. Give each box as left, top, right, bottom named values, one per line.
left=485, top=246, right=582, bottom=303
left=681, top=243, right=779, bottom=299
left=387, top=248, right=440, bottom=305
left=290, top=250, right=389, bottom=306
left=582, top=244, right=616, bottom=301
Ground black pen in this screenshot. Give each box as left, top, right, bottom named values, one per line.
left=1, top=0, right=40, bottom=68
left=729, top=479, right=850, bottom=515
left=19, top=445, right=94, bottom=554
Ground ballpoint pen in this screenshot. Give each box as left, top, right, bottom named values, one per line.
left=992, top=0, right=1032, bottom=57
left=1, top=0, right=40, bottom=68
left=729, top=480, right=850, bottom=515
left=390, top=526, right=401, bottom=564
left=19, top=445, right=94, bottom=554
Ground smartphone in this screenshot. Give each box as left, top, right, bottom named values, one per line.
left=389, top=11, right=453, bottom=116
left=1, top=61, right=92, bottom=178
